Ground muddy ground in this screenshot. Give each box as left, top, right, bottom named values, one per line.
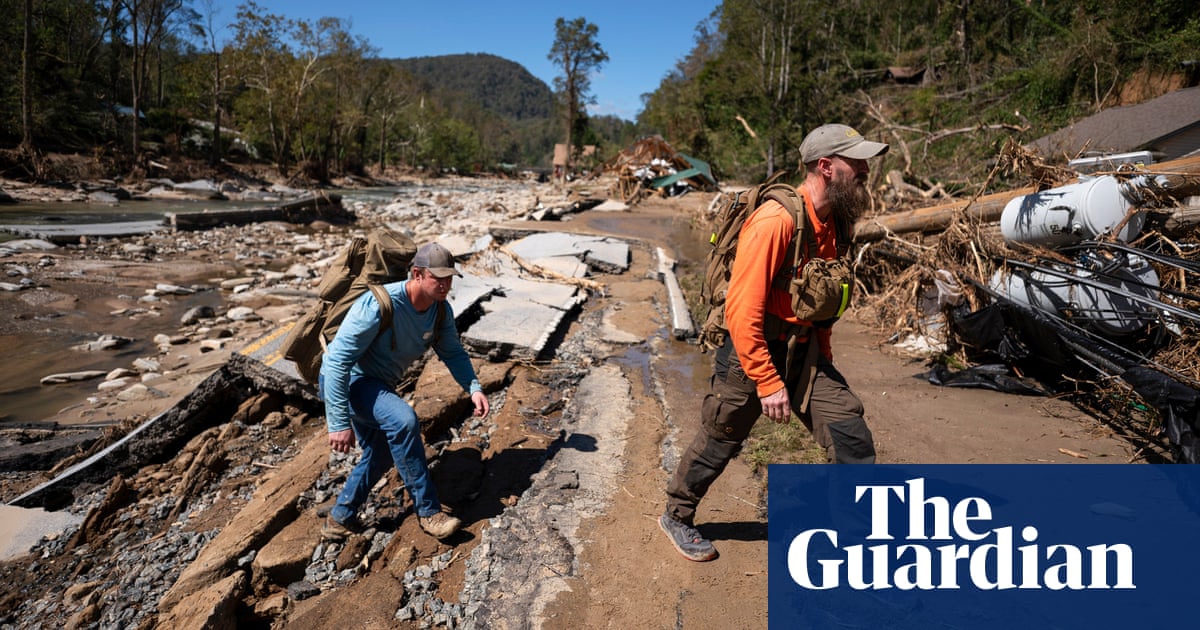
left=0, top=175, right=1164, bottom=629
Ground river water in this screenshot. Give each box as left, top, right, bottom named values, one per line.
left=0, top=186, right=714, bottom=431
left=0, top=194, right=331, bottom=426
left=0, top=184, right=512, bottom=425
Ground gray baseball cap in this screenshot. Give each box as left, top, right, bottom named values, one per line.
left=412, top=242, right=462, bottom=278
left=800, top=124, right=889, bottom=164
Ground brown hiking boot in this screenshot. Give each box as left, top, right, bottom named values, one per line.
left=418, top=512, right=462, bottom=539
left=321, top=514, right=365, bottom=541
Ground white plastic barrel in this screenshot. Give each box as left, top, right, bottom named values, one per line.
left=999, top=176, right=1145, bottom=246
left=988, top=255, right=1160, bottom=336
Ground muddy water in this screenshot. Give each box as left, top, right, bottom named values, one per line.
left=578, top=206, right=714, bottom=426
left=0, top=286, right=224, bottom=426
left=0, top=192, right=385, bottom=426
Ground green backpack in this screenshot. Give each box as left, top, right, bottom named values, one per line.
left=282, top=228, right=444, bottom=384
left=697, top=174, right=854, bottom=350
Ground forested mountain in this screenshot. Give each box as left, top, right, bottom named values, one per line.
left=393, top=54, right=554, bottom=122
left=391, top=53, right=637, bottom=171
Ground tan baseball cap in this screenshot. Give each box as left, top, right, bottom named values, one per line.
left=412, top=242, right=462, bottom=278
left=800, top=124, right=889, bottom=164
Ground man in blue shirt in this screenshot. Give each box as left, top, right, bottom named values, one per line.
left=320, top=242, right=490, bottom=540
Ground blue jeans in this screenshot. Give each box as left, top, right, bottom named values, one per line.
left=320, top=374, right=440, bottom=519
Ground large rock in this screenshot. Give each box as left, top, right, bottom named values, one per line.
left=156, top=431, right=329, bottom=613
left=252, top=512, right=323, bottom=590
left=156, top=571, right=247, bottom=630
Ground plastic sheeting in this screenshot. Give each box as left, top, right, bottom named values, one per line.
left=926, top=363, right=1050, bottom=395
left=944, top=300, right=1200, bottom=463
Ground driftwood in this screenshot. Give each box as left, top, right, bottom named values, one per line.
left=863, top=94, right=1029, bottom=176
left=856, top=154, right=1200, bottom=243
left=854, top=186, right=1037, bottom=242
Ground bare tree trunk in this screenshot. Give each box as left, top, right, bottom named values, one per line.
left=957, top=0, right=974, bottom=88
left=126, top=0, right=143, bottom=157
left=210, top=52, right=221, bottom=166
left=19, top=0, right=34, bottom=154
left=377, top=113, right=388, bottom=170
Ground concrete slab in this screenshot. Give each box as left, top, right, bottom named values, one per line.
left=505, top=232, right=630, bottom=275
left=527, top=256, right=589, bottom=279
left=0, top=505, right=84, bottom=561
left=0, top=220, right=168, bottom=245
left=656, top=247, right=696, bottom=339
left=472, top=234, right=494, bottom=254
left=437, top=234, right=475, bottom=258
left=592, top=200, right=629, bottom=212
left=582, top=239, right=630, bottom=273
left=446, top=273, right=499, bottom=316
left=490, top=274, right=581, bottom=308
left=462, top=295, right=582, bottom=361
left=458, top=266, right=584, bottom=360
left=505, top=232, right=586, bottom=259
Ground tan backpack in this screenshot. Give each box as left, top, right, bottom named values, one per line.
left=698, top=175, right=854, bottom=350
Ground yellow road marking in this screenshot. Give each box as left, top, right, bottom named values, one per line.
left=238, top=321, right=296, bottom=365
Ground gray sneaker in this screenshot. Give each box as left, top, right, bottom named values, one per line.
left=659, top=512, right=717, bottom=561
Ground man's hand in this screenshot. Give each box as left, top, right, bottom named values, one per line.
left=471, top=391, right=490, bottom=418
left=328, top=429, right=356, bottom=453
left=760, top=388, right=791, bottom=423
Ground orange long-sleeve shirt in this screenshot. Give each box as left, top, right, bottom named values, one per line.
left=725, top=183, right=837, bottom=397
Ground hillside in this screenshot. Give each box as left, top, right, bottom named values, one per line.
left=392, top=53, right=555, bottom=122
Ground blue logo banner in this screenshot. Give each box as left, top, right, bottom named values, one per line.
left=768, top=464, right=1200, bottom=629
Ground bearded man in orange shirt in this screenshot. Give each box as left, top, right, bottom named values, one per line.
left=660, top=124, right=888, bottom=562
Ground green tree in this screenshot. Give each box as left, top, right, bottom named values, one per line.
left=548, top=16, right=607, bottom=175
left=640, top=10, right=720, bottom=158
left=229, top=1, right=343, bottom=179
left=363, top=63, right=416, bottom=171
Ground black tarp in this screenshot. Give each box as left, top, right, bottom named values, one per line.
left=944, top=300, right=1200, bottom=463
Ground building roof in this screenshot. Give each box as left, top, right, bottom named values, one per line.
left=1029, top=85, right=1200, bottom=161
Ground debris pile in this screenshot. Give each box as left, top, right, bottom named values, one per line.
left=850, top=146, right=1200, bottom=462
left=602, top=135, right=717, bottom=205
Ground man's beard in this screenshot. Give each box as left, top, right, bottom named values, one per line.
left=826, top=174, right=872, bottom=222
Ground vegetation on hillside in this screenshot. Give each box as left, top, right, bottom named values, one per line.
left=2, top=1, right=1197, bottom=186
left=640, top=0, right=1200, bottom=187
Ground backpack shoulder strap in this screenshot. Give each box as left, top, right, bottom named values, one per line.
left=367, top=284, right=395, bottom=350
left=433, top=301, right=447, bottom=346
left=759, top=184, right=809, bottom=287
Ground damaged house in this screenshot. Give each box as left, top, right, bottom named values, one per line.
left=602, top=135, right=717, bottom=204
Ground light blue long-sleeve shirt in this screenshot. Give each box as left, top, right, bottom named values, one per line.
left=320, top=280, right=482, bottom=433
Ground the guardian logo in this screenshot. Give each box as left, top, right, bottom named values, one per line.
left=787, top=478, right=1135, bottom=591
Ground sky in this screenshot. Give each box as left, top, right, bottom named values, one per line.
left=205, top=0, right=722, bottom=121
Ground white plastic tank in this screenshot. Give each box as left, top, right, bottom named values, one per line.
left=999, top=176, right=1145, bottom=246
left=988, top=254, right=1160, bottom=336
